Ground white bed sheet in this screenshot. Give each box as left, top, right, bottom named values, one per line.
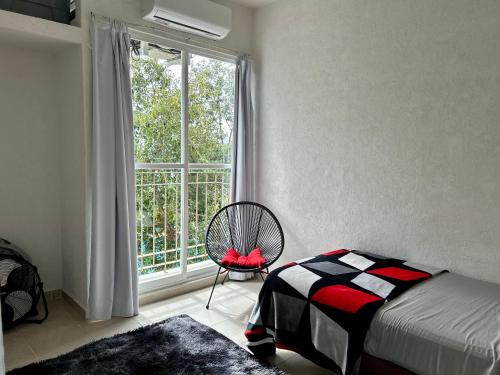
left=364, top=272, right=500, bottom=375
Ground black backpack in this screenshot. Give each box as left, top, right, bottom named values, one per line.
left=0, top=238, right=48, bottom=330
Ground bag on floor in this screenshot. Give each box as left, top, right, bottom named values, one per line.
left=0, top=238, right=48, bottom=330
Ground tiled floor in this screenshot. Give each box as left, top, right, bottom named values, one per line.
left=3, top=278, right=333, bottom=374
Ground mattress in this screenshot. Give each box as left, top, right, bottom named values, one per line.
left=364, top=272, right=500, bottom=375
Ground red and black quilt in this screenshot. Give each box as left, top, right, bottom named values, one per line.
left=245, top=249, right=443, bottom=374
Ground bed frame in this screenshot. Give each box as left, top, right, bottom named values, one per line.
left=360, top=354, right=416, bottom=375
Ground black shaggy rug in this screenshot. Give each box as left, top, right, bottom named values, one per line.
left=8, top=315, right=285, bottom=375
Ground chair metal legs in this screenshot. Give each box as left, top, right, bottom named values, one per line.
left=220, top=271, right=230, bottom=285
left=206, top=266, right=270, bottom=309
left=258, top=267, right=269, bottom=282
left=206, top=266, right=222, bottom=310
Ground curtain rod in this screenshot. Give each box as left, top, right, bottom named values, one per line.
left=90, top=12, right=245, bottom=59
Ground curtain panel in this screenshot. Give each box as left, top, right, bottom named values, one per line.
left=230, top=55, right=255, bottom=281
left=88, top=18, right=138, bottom=320
left=232, top=55, right=255, bottom=203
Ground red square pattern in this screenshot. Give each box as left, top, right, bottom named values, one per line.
left=368, top=267, right=430, bottom=281
left=311, top=285, right=382, bottom=313
left=245, top=327, right=264, bottom=337
left=322, top=249, right=349, bottom=256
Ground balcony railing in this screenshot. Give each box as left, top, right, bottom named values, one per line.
left=136, top=167, right=231, bottom=276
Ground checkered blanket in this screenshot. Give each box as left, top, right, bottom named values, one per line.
left=245, top=249, right=443, bottom=374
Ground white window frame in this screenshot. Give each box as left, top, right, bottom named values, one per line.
left=130, top=29, right=236, bottom=294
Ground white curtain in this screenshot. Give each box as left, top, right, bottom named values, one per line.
left=230, top=55, right=255, bottom=280
left=232, top=55, right=255, bottom=202
left=88, top=18, right=138, bottom=320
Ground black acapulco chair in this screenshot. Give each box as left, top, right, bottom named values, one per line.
left=205, top=201, right=284, bottom=309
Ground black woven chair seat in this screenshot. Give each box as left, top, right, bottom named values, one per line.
left=205, top=201, right=284, bottom=272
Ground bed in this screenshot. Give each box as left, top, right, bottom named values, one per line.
left=245, top=250, right=500, bottom=375
left=364, top=272, right=500, bottom=375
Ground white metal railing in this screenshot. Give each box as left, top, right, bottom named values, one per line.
left=135, top=167, right=231, bottom=276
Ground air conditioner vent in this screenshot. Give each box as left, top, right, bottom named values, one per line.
left=142, top=0, right=232, bottom=41
left=153, top=15, right=222, bottom=38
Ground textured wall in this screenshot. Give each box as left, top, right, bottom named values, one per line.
left=0, top=45, right=62, bottom=291
left=254, top=0, right=500, bottom=283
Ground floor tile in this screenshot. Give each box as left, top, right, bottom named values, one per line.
left=28, top=323, right=95, bottom=362
left=3, top=334, right=38, bottom=371
left=280, top=354, right=336, bottom=374
left=186, top=307, right=228, bottom=326
left=264, top=349, right=300, bottom=366
left=211, top=318, right=248, bottom=345
left=80, top=317, right=142, bottom=340
left=135, top=312, right=154, bottom=326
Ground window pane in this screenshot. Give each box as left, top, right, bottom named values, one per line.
left=132, top=38, right=236, bottom=281
left=188, top=54, right=236, bottom=164
left=131, top=39, right=182, bottom=164
left=136, top=168, right=182, bottom=275
left=187, top=168, right=231, bottom=268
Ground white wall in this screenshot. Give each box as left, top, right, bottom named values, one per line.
left=57, top=46, right=87, bottom=309
left=254, top=0, right=500, bottom=283
left=0, top=44, right=62, bottom=291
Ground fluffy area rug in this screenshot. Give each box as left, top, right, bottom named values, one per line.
left=8, top=314, right=285, bottom=375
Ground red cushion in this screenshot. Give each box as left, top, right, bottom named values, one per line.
left=220, top=248, right=266, bottom=268
left=221, top=248, right=239, bottom=266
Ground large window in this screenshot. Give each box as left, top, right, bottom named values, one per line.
left=131, top=37, right=235, bottom=286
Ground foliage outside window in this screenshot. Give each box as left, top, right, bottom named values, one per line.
left=131, top=39, right=235, bottom=276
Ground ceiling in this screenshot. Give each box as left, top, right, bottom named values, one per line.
left=229, top=0, right=278, bottom=8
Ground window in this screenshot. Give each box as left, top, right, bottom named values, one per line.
left=131, top=38, right=235, bottom=287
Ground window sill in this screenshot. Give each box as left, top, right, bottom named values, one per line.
left=138, top=261, right=219, bottom=296
left=139, top=269, right=220, bottom=306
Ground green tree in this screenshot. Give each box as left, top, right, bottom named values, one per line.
left=131, top=47, right=235, bottom=275
left=132, top=54, right=234, bottom=165
left=189, top=58, right=234, bottom=164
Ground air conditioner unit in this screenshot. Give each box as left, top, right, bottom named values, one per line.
left=142, top=0, right=232, bottom=41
